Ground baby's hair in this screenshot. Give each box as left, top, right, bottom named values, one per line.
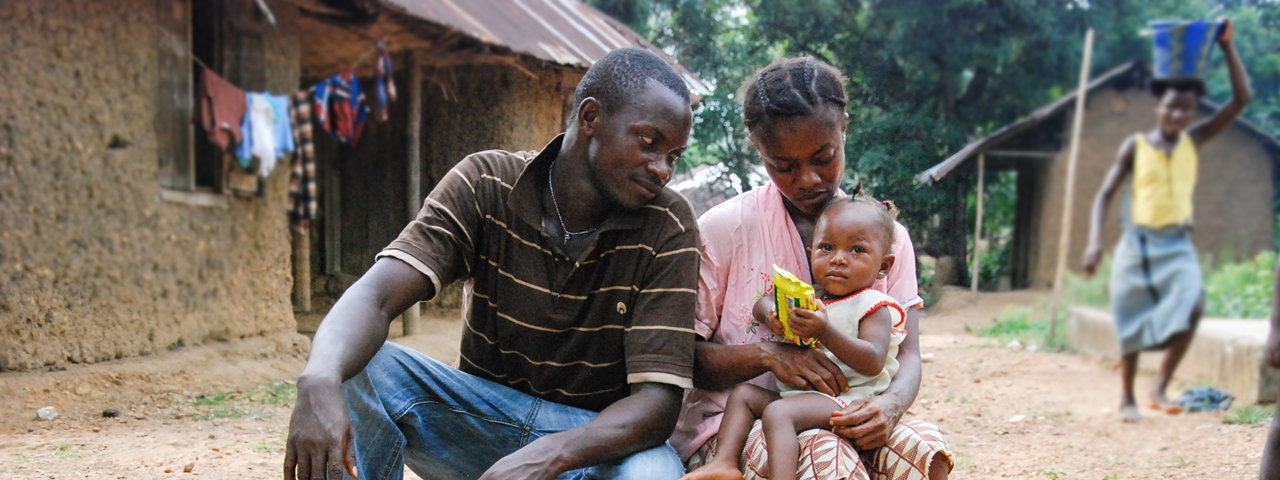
left=822, top=182, right=898, bottom=250
left=738, top=56, right=849, bottom=131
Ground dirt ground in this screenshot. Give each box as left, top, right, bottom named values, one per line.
left=0, top=290, right=1272, bottom=479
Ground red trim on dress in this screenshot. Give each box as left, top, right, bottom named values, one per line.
left=861, top=300, right=907, bottom=328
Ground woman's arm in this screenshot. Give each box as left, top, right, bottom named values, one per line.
left=1190, top=18, right=1253, bottom=146
left=693, top=340, right=848, bottom=396
left=1082, top=138, right=1135, bottom=276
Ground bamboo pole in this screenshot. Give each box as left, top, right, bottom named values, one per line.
left=291, top=227, right=311, bottom=313
left=401, top=53, right=424, bottom=336
left=971, top=154, right=985, bottom=299
left=1049, top=28, right=1095, bottom=339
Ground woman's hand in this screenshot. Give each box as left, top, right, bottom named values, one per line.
left=758, top=342, right=848, bottom=396
left=1218, top=16, right=1233, bottom=44
left=829, top=395, right=904, bottom=450
left=1082, top=241, right=1104, bottom=277
left=788, top=301, right=830, bottom=341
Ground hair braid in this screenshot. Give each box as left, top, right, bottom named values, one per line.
left=739, top=56, right=849, bottom=131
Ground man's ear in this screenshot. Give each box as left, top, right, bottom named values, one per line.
left=878, top=254, right=896, bottom=278
left=577, top=97, right=600, bottom=137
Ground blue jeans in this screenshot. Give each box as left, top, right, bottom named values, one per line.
left=341, top=342, right=685, bottom=480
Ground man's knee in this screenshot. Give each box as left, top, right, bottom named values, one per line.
left=605, top=443, right=684, bottom=480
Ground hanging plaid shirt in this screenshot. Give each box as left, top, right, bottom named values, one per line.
left=288, top=89, right=318, bottom=233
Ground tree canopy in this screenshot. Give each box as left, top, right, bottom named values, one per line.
left=591, top=0, right=1279, bottom=249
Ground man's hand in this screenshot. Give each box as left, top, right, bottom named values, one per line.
left=285, top=375, right=357, bottom=480
left=477, top=436, right=565, bottom=480
left=829, top=395, right=903, bottom=451
left=759, top=342, right=848, bottom=396
left=788, top=302, right=830, bottom=340
left=1082, top=241, right=1104, bottom=277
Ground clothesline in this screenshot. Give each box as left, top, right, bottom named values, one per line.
left=189, top=43, right=381, bottom=95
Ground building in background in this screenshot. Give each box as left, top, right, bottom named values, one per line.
left=918, top=61, right=1278, bottom=290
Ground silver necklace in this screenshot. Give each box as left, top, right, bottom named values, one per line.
left=548, top=160, right=602, bottom=243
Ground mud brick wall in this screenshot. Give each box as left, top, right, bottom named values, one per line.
left=1029, top=87, right=1274, bottom=288
left=0, top=0, right=305, bottom=370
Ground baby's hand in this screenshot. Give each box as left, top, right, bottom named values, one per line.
left=788, top=300, right=830, bottom=340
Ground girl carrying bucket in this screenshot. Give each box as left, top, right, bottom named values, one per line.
left=1082, top=17, right=1252, bottom=423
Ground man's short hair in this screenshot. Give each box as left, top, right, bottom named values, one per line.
left=573, top=48, right=691, bottom=114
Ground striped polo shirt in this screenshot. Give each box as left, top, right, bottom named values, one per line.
left=377, top=135, right=700, bottom=412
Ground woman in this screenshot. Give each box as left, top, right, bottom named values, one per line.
left=1082, top=18, right=1251, bottom=423
left=670, top=56, right=951, bottom=480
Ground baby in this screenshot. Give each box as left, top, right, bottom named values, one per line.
left=682, top=193, right=907, bottom=480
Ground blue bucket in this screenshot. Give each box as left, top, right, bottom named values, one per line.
left=1150, top=20, right=1222, bottom=80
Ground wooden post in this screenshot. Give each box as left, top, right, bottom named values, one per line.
left=971, top=154, right=985, bottom=299
left=1049, top=28, right=1095, bottom=339
left=401, top=53, right=424, bottom=336
left=291, top=227, right=311, bottom=313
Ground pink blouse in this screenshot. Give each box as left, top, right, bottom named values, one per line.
left=669, top=181, right=923, bottom=461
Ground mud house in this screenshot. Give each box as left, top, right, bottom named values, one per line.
left=917, top=61, right=1279, bottom=290
left=0, top=0, right=706, bottom=371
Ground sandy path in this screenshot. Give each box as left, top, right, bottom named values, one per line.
left=0, top=292, right=1271, bottom=479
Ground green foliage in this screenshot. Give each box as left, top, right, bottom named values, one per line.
left=1064, top=256, right=1112, bottom=308
left=967, top=170, right=1018, bottom=286
left=1036, top=467, right=1070, bottom=480
left=1224, top=404, right=1274, bottom=425
left=972, top=306, right=1047, bottom=340
left=1204, top=249, right=1276, bottom=319
left=594, top=0, right=1280, bottom=260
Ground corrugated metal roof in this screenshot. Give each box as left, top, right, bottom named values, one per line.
left=383, top=0, right=712, bottom=96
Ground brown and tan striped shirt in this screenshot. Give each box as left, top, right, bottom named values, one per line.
left=377, top=135, right=699, bottom=412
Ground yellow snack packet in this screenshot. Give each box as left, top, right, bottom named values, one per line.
left=772, top=264, right=819, bottom=348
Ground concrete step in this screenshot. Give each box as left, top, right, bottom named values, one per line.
left=1065, top=306, right=1278, bottom=405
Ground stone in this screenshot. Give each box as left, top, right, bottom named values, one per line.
left=36, top=406, right=57, bottom=420
left=102, top=408, right=120, bottom=418
left=1009, top=414, right=1026, bottom=423
left=183, top=462, right=194, bottom=473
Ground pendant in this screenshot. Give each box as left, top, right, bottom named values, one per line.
left=564, top=233, right=571, bottom=243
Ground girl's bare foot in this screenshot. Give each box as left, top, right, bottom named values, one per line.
left=1120, top=404, right=1144, bottom=423
left=1147, top=390, right=1185, bottom=415
left=680, top=461, right=745, bottom=480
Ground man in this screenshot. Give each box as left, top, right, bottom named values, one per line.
left=284, top=48, right=699, bottom=480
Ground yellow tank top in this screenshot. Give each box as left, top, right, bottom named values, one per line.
left=1131, top=133, right=1197, bottom=228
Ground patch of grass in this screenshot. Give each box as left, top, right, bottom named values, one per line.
left=249, top=381, right=297, bottom=405
left=1205, top=250, right=1275, bottom=318
left=972, top=306, right=1046, bottom=340
left=251, top=439, right=278, bottom=453
left=1224, top=405, right=1273, bottom=425
left=190, top=406, right=271, bottom=420
left=51, top=444, right=81, bottom=460
left=14, top=452, right=30, bottom=463
left=1036, top=467, right=1069, bottom=479
left=1104, top=475, right=1120, bottom=480
left=192, top=392, right=231, bottom=407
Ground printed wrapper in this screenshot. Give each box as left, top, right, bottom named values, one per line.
left=773, top=264, right=819, bottom=348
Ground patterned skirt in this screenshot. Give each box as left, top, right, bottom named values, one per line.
left=685, top=419, right=951, bottom=480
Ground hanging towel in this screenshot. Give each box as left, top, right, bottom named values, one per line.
left=269, top=94, right=295, bottom=159
left=235, top=99, right=253, bottom=168
left=194, top=67, right=247, bottom=151
left=248, top=93, right=278, bottom=177
left=289, top=90, right=318, bottom=233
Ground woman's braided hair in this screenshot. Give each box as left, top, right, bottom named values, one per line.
left=739, top=56, right=849, bottom=131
